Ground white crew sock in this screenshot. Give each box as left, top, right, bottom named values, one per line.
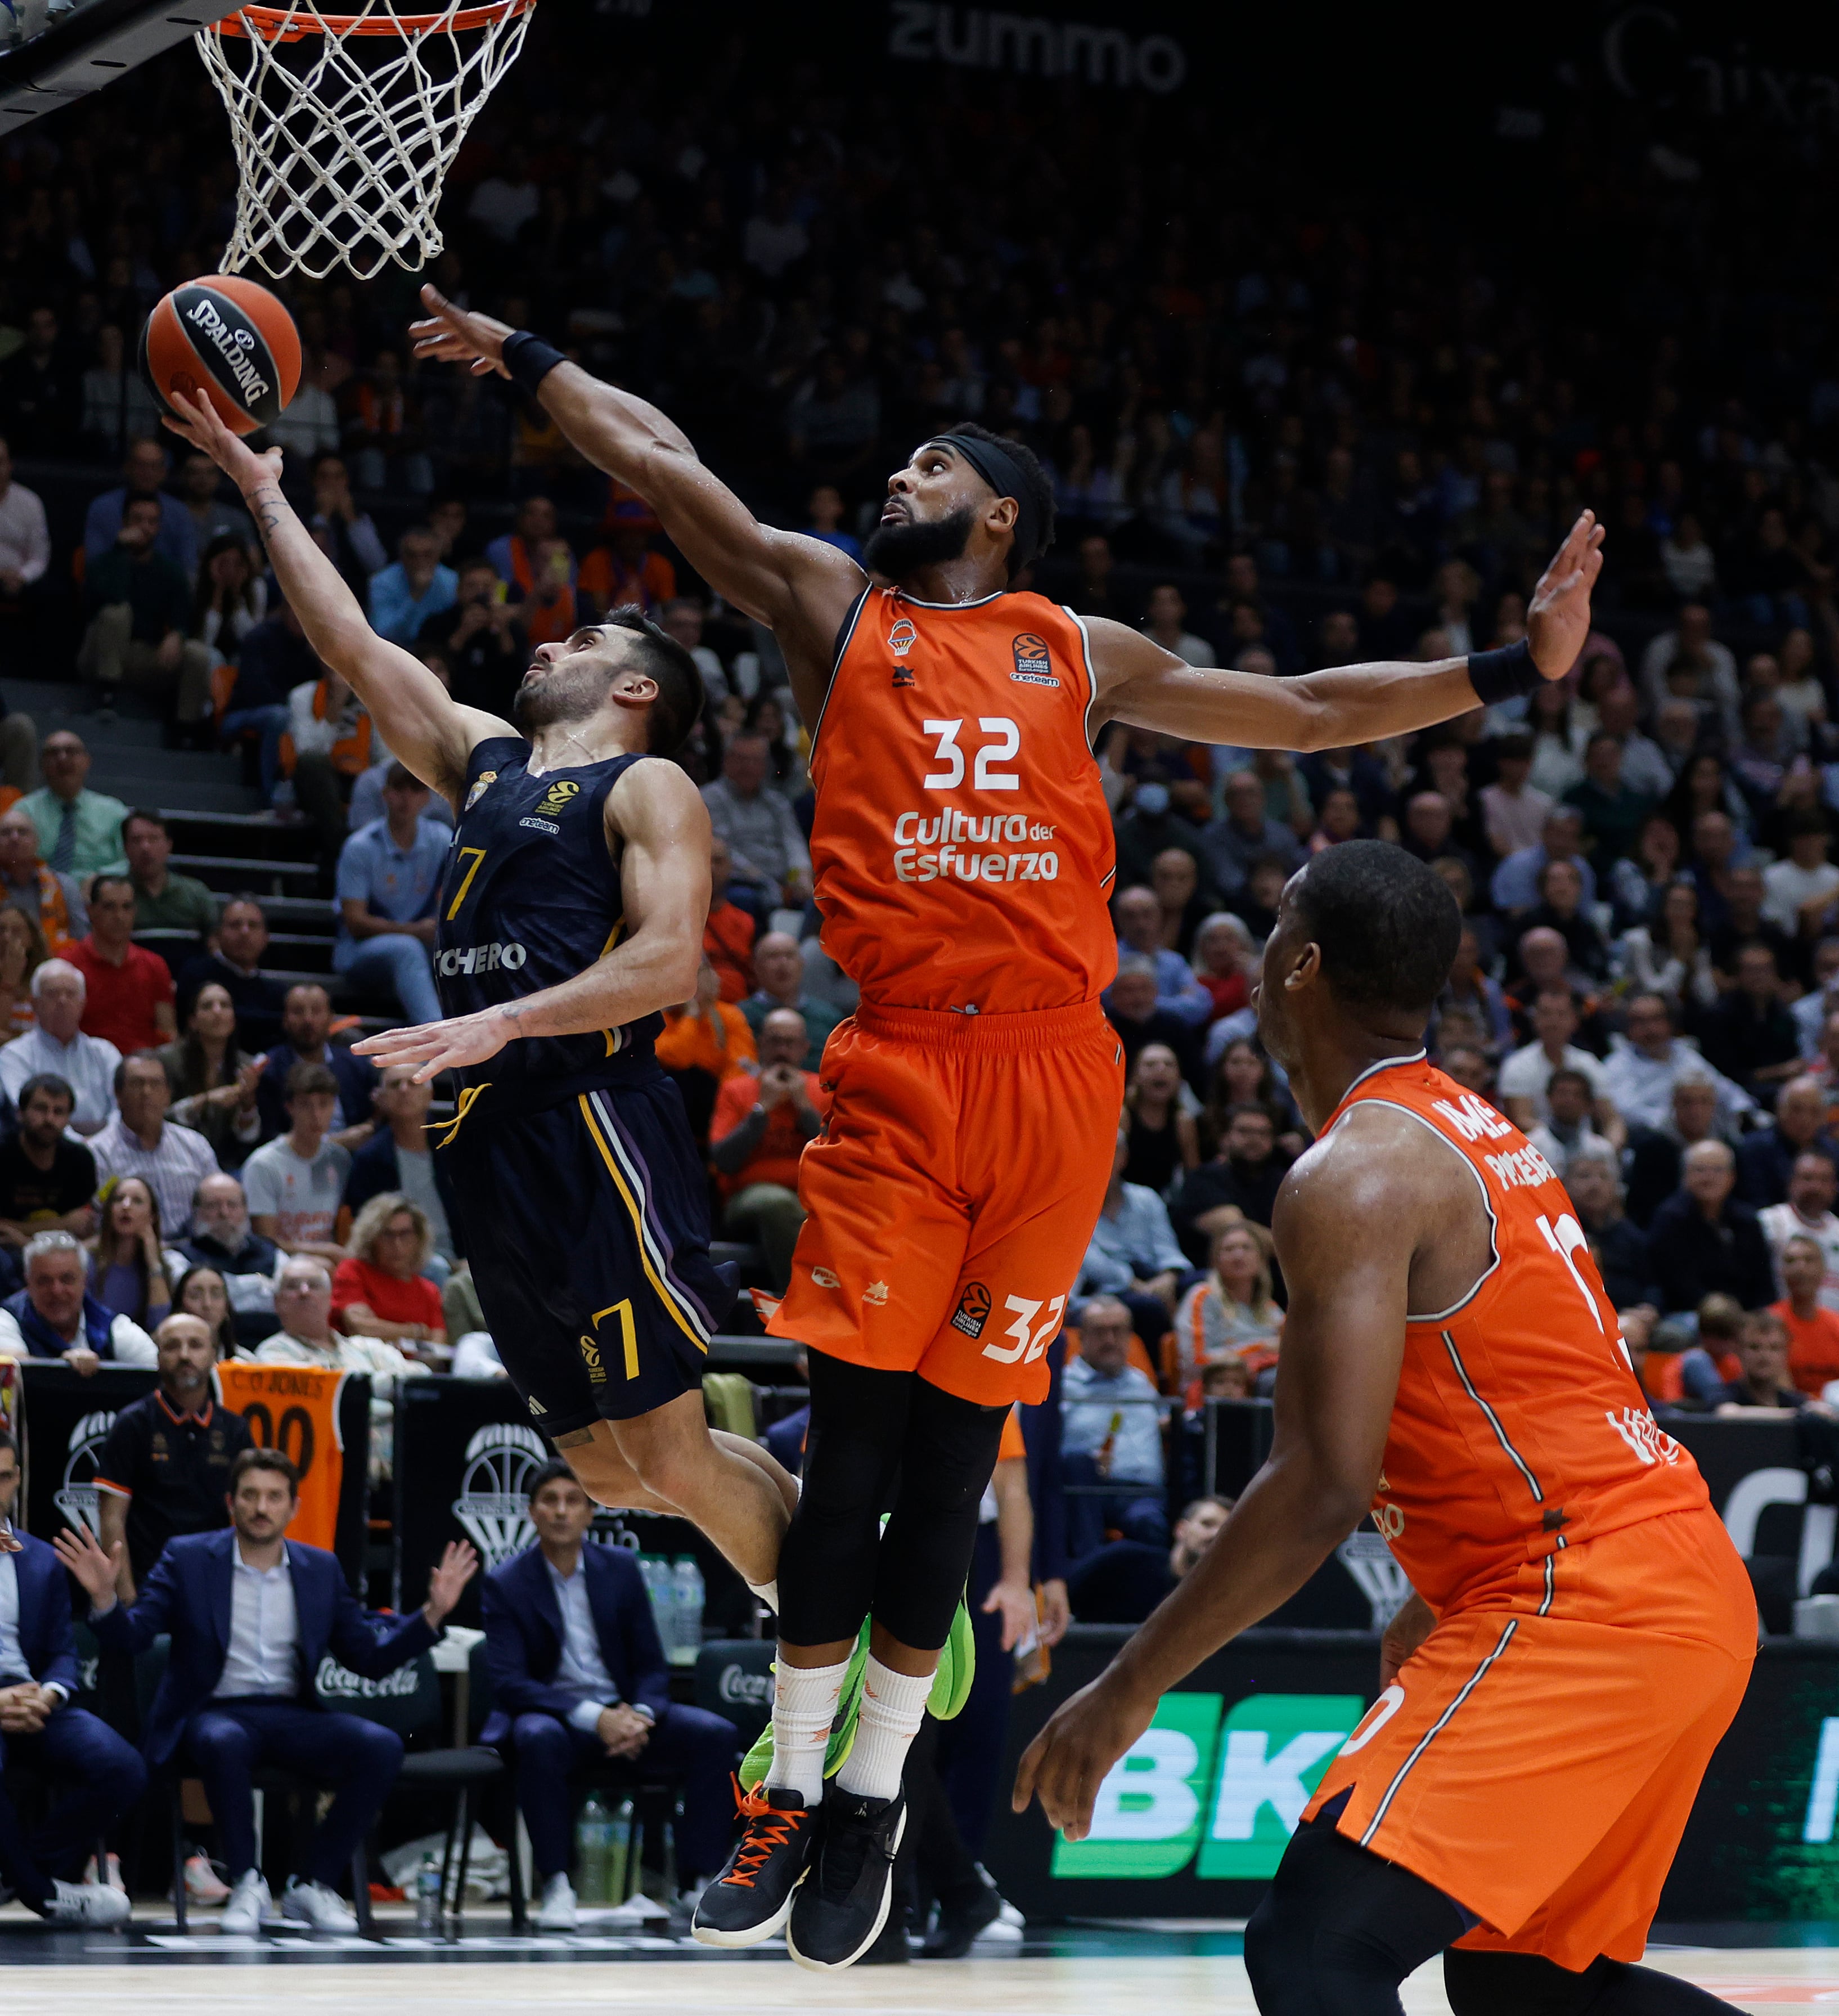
left=769, top=1655, right=849, bottom=1804
left=835, top=1655, right=933, bottom=1804
left=745, top=1578, right=780, bottom=1614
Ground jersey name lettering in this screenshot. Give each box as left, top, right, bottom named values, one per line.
left=1431, top=1093, right=1514, bottom=1143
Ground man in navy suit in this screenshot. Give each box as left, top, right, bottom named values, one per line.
left=0, top=1430, right=145, bottom=1927
left=57, top=1445, right=476, bottom=1934
left=481, top=1461, right=738, bottom=1930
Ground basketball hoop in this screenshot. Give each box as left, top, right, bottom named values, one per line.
left=197, top=0, right=537, bottom=281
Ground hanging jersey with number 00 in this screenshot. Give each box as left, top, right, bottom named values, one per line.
left=215, top=1361, right=348, bottom=1551
left=810, top=587, right=1118, bottom=1013
left=1326, top=1054, right=1711, bottom=1617
left=437, top=738, right=660, bottom=1108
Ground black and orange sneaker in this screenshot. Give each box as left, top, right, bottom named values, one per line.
left=690, top=1782, right=818, bottom=1948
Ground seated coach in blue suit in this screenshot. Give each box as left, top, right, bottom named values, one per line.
left=0, top=1430, right=143, bottom=1927
left=482, top=1460, right=738, bottom=1930
left=58, top=1445, right=476, bottom=1935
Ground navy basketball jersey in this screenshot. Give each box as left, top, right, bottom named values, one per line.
left=436, top=738, right=662, bottom=1104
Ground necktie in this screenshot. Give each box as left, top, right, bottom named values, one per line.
left=48, top=801, right=76, bottom=875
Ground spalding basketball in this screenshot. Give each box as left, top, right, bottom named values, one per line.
left=140, top=274, right=301, bottom=437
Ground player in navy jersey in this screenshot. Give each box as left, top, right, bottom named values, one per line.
left=163, top=388, right=798, bottom=1609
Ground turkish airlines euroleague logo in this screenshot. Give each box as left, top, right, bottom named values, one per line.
left=950, top=1282, right=991, bottom=1339
left=1010, top=633, right=1059, bottom=688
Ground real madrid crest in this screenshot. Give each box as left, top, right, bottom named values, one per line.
left=465, top=770, right=497, bottom=811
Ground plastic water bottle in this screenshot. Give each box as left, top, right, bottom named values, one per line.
left=576, top=1791, right=612, bottom=1903
left=672, top=1555, right=704, bottom=1663
left=639, top=1555, right=673, bottom=1654
left=415, top=1852, right=441, bottom=1931
left=608, top=1796, right=634, bottom=1905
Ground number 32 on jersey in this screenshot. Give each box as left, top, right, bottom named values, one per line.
left=922, top=717, right=1020, bottom=791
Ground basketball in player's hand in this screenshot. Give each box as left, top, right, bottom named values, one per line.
left=141, top=274, right=300, bottom=437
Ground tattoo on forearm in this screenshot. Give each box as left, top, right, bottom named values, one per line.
left=249, top=483, right=286, bottom=545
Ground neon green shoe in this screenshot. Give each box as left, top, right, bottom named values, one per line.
left=738, top=1595, right=978, bottom=1791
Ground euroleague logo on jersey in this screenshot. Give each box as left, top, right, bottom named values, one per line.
left=534, top=778, right=581, bottom=818
left=889, top=616, right=918, bottom=688
left=1010, top=632, right=1059, bottom=688
left=950, top=1282, right=991, bottom=1339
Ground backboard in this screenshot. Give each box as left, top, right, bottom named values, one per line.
left=1, top=0, right=241, bottom=133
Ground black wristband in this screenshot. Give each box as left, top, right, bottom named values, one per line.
left=501, top=329, right=566, bottom=399
left=1465, top=637, right=1543, bottom=706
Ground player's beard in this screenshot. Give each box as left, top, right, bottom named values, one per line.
left=863, top=503, right=977, bottom=581
left=512, top=658, right=607, bottom=733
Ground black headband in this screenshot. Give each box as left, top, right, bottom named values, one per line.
left=924, top=434, right=1043, bottom=572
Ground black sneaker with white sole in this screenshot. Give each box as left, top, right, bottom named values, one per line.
left=691, top=1785, right=818, bottom=1947
left=786, top=1788, right=906, bottom=1972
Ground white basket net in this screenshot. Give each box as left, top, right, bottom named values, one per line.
left=196, top=0, right=536, bottom=281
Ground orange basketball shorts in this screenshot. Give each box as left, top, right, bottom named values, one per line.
left=766, top=998, right=1124, bottom=1407
left=1302, top=1506, right=1757, bottom=1972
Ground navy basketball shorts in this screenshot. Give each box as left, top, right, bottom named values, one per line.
left=441, top=1075, right=736, bottom=1437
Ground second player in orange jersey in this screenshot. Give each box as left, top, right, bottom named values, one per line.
left=410, top=286, right=1607, bottom=1972
left=1017, top=842, right=1753, bottom=2016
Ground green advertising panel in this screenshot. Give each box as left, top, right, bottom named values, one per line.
left=1050, top=1692, right=1222, bottom=1879
left=1197, top=1692, right=1367, bottom=1878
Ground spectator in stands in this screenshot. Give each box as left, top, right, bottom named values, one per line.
left=738, top=932, right=839, bottom=1068
left=68, top=875, right=175, bottom=1053
left=172, top=1173, right=280, bottom=1340
left=367, top=525, right=457, bottom=647
left=219, top=604, right=311, bottom=798
left=155, top=982, right=262, bottom=1170
left=1191, top=913, right=1256, bottom=1025
left=1563, top=1150, right=1655, bottom=1310
left=284, top=664, right=375, bottom=852
left=1061, top=1296, right=1167, bottom=1560
left=20, top=732, right=127, bottom=882
left=1171, top=1222, right=1283, bottom=1393
left=86, top=1173, right=173, bottom=1328
left=87, top=1050, right=218, bottom=1237
left=94, top=1312, right=251, bottom=1599
left=1739, top=1076, right=1839, bottom=1209
left=254, top=983, right=377, bottom=1142
left=1103, top=957, right=1200, bottom=1085
left=1490, top=806, right=1597, bottom=917
left=1603, top=991, right=1753, bottom=1134
left=333, top=764, right=446, bottom=1026
left=709, top=1007, right=828, bottom=1292
left=1763, top=810, right=1839, bottom=942
left=417, top=555, right=524, bottom=716
left=0, top=962, right=120, bottom=1134
left=657, top=960, right=756, bottom=1150
left=1113, top=776, right=1214, bottom=896
left=1200, top=768, right=1302, bottom=894
left=1792, top=941, right=1839, bottom=1058
left=307, top=453, right=388, bottom=590
left=1113, top=884, right=1210, bottom=1026
left=1142, top=584, right=1217, bottom=667
left=177, top=895, right=286, bottom=1055
left=1171, top=1103, right=1285, bottom=1261
left=341, top=1065, right=458, bottom=1267
left=1760, top=1154, right=1839, bottom=1305
left=702, top=837, right=755, bottom=1003
left=331, top=1194, right=446, bottom=1366
left=0, top=903, right=44, bottom=1041
left=245, top=1061, right=353, bottom=1261
left=657, top=599, right=730, bottom=710
left=1624, top=1074, right=1725, bottom=1229
left=123, top=808, right=217, bottom=944
left=68, top=1447, right=473, bottom=1934
left=0, top=1074, right=96, bottom=1258
left=1772, top=1235, right=1839, bottom=1395
left=0, top=1429, right=143, bottom=1928
left=1707, top=864, right=1797, bottom=989
left=0, top=434, right=51, bottom=659
left=173, top=1265, right=237, bottom=1361
left=82, top=436, right=196, bottom=576
left=1498, top=991, right=1616, bottom=1135
left=480, top=1460, right=738, bottom=1932
left=1645, top=1139, right=1775, bottom=1315
left=1123, top=1043, right=1199, bottom=1196
left=0, top=802, right=82, bottom=951
left=1563, top=731, right=1654, bottom=866
left=0, top=1229, right=156, bottom=1368
left=254, top=1259, right=424, bottom=1474
left=701, top=733, right=810, bottom=907
left=1074, top=1128, right=1189, bottom=1348
left=77, top=493, right=212, bottom=722
left=176, top=451, right=253, bottom=556
left=1527, top=1067, right=1616, bottom=1177
left=1700, top=942, right=1802, bottom=1104
left=1066, top=1493, right=1233, bottom=1627
left=1714, top=1308, right=1806, bottom=1412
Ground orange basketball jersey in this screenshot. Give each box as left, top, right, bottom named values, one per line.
left=809, top=587, right=1118, bottom=1013
left=1327, top=1054, right=1710, bottom=1617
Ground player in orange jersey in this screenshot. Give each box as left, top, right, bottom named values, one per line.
left=1015, top=841, right=1753, bottom=2016
left=410, top=289, right=1606, bottom=1970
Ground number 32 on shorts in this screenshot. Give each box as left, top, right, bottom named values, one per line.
left=981, top=1292, right=1066, bottom=1365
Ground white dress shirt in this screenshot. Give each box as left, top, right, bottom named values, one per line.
left=0, top=1548, right=29, bottom=1685
left=213, top=1542, right=300, bottom=1698
left=0, top=1025, right=123, bottom=1134
left=545, top=1552, right=622, bottom=1732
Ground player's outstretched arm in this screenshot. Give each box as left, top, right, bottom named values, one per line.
left=354, top=759, right=710, bottom=1083
left=1013, top=1138, right=1413, bottom=1841
left=409, top=288, right=863, bottom=724
left=160, top=388, right=515, bottom=805
left=1088, top=511, right=1605, bottom=753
